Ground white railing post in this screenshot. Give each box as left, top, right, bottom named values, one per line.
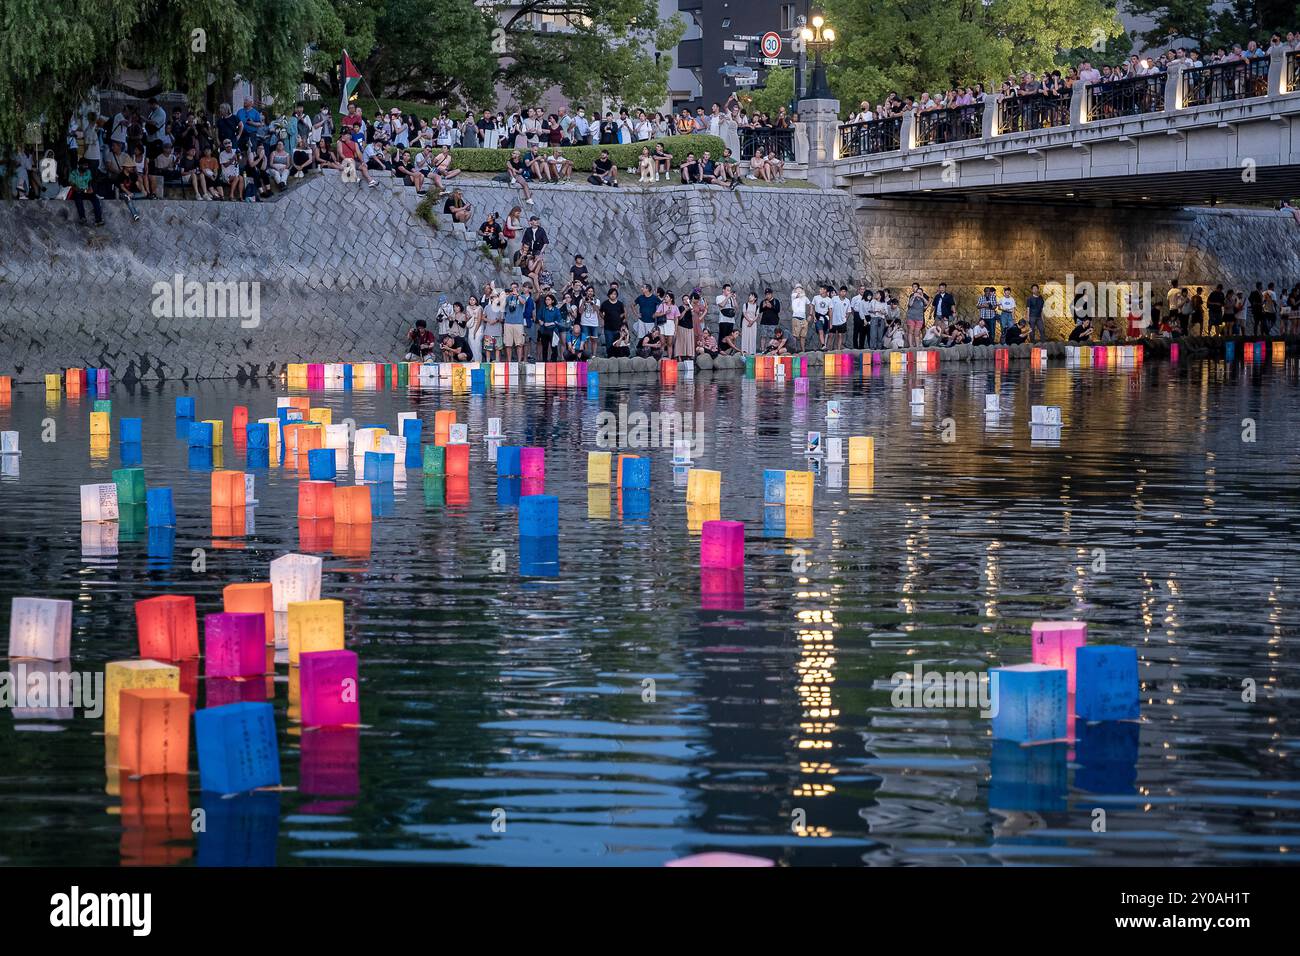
left=1268, top=47, right=1286, bottom=96
left=1164, top=62, right=1185, bottom=112
left=899, top=111, right=916, bottom=154
left=1070, top=81, right=1088, bottom=126
left=983, top=93, right=1002, bottom=139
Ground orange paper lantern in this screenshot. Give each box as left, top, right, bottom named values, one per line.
left=298, top=480, right=335, bottom=519
left=211, top=470, right=247, bottom=509
left=135, top=595, right=199, bottom=660
left=119, top=688, right=190, bottom=776
left=222, top=582, right=275, bottom=644
left=333, top=485, right=372, bottom=524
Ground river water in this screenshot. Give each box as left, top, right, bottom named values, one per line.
left=0, top=358, right=1296, bottom=866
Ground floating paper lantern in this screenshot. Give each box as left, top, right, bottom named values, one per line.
left=8, top=597, right=72, bottom=659
left=984, top=393, right=999, bottom=413
left=661, top=359, right=678, bottom=385
left=297, top=424, right=323, bottom=453
left=204, top=613, right=266, bottom=677
left=269, top=553, right=322, bottom=611
left=363, top=451, right=395, bottom=483
left=307, top=448, right=336, bottom=481
left=105, top=660, right=180, bottom=735
left=144, top=488, right=174, bottom=527
left=805, top=431, right=822, bottom=456
left=445, top=443, right=469, bottom=478
left=672, top=439, right=692, bottom=465
left=0, top=431, right=17, bottom=456
left=448, top=423, right=468, bottom=445
left=1030, top=405, right=1062, bottom=426
left=195, top=702, right=280, bottom=794
left=615, top=454, right=640, bottom=488
left=299, top=650, right=359, bottom=726
left=287, top=599, right=345, bottom=665
left=175, top=396, right=195, bottom=418
left=202, top=420, right=224, bottom=445
left=519, top=494, right=559, bottom=537
left=187, top=420, right=214, bottom=447
left=120, top=417, right=143, bottom=443
left=587, top=451, right=610, bottom=484
left=622, top=456, right=650, bottom=490
left=763, top=469, right=786, bottom=504
left=135, top=594, right=199, bottom=660
left=785, top=470, right=814, bottom=508
left=1031, top=620, right=1088, bottom=693
left=826, top=435, right=844, bottom=463
left=487, top=417, right=502, bottom=438
left=433, top=409, right=456, bottom=444
left=520, top=447, right=545, bottom=481
left=222, top=582, right=275, bottom=644
left=211, top=470, right=246, bottom=509
left=826, top=400, right=841, bottom=422
left=308, top=407, right=331, bottom=426
left=423, top=444, right=445, bottom=476
left=324, top=423, right=349, bottom=450
left=685, top=468, right=721, bottom=505
left=333, top=485, right=372, bottom=524
left=990, top=663, right=1067, bottom=743
left=1075, top=646, right=1139, bottom=721
left=298, top=480, right=335, bottom=519
left=113, top=467, right=146, bottom=504
left=80, top=482, right=119, bottom=522
left=848, top=436, right=874, bottom=465
left=700, top=520, right=744, bottom=569
left=119, top=688, right=190, bottom=776
left=909, top=387, right=924, bottom=406
left=246, top=421, right=270, bottom=449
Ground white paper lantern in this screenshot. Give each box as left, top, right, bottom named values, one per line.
left=269, top=553, right=323, bottom=612
left=8, top=597, right=73, bottom=660
left=449, top=423, right=468, bottom=445
left=80, top=483, right=119, bottom=522
left=0, top=431, right=19, bottom=456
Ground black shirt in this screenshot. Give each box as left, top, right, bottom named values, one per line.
left=593, top=157, right=614, bottom=176
left=759, top=299, right=781, bottom=325
left=599, top=299, right=625, bottom=330
left=571, top=264, right=588, bottom=283
left=522, top=225, right=548, bottom=254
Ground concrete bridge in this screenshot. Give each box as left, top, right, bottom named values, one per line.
left=830, top=48, right=1300, bottom=205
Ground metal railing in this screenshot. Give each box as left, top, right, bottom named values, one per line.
left=1288, top=51, right=1299, bottom=94
left=1182, top=57, right=1271, bottom=107
left=998, top=92, right=1073, bottom=133
left=838, top=116, right=902, bottom=156
left=739, top=127, right=795, bottom=162
left=914, top=104, right=982, bottom=146
left=1086, top=74, right=1166, bottom=121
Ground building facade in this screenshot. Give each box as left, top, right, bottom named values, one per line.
left=675, top=0, right=813, bottom=111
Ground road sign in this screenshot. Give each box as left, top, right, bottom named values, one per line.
left=763, top=57, right=780, bottom=67
left=760, top=32, right=783, bottom=59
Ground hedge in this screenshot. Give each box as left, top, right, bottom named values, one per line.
left=449, top=135, right=728, bottom=174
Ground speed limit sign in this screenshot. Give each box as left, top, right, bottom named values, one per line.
left=760, top=31, right=783, bottom=59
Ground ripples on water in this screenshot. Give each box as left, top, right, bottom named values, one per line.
left=0, top=359, right=1297, bottom=866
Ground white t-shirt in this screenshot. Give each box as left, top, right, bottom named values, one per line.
left=999, top=296, right=1016, bottom=314
left=791, top=293, right=809, bottom=318
left=811, top=294, right=832, bottom=317
left=830, top=296, right=850, bottom=326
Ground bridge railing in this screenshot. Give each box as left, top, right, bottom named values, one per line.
left=914, top=104, right=982, bottom=147
left=1289, top=51, right=1299, bottom=94
left=1087, top=74, right=1167, bottom=121
left=739, top=127, right=796, bottom=163
left=997, top=92, right=1072, bottom=133
left=838, top=116, right=903, bottom=157
left=1182, top=57, right=1271, bottom=107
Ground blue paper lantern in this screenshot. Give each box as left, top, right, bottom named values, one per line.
left=175, top=396, right=196, bottom=418
left=498, top=445, right=522, bottom=476
left=188, top=447, right=214, bottom=471
left=245, top=422, right=269, bottom=449
left=764, top=469, right=786, bottom=504
left=1225, top=341, right=1235, bottom=362
left=990, top=664, right=1067, bottom=743
left=471, top=368, right=486, bottom=392
left=622, top=456, right=651, bottom=490
left=343, top=365, right=353, bottom=389
left=187, top=420, right=214, bottom=447
left=120, top=417, right=143, bottom=443
left=519, top=494, right=559, bottom=536
left=195, top=702, right=281, bottom=794
left=245, top=448, right=270, bottom=471
left=402, top=421, right=423, bottom=467
left=146, top=487, right=175, bottom=527
left=369, top=482, right=396, bottom=517
left=119, top=442, right=142, bottom=467
left=1076, top=646, right=1139, bottom=721
left=307, top=447, right=337, bottom=481
left=363, top=451, right=395, bottom=483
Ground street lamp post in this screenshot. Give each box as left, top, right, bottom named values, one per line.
left=801, top=14, right=836, bottom=101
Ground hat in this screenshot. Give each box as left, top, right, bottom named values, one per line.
left=390, top=108, right=401, bottom=115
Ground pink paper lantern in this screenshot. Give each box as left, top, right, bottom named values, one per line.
left=1031, top=620, right=1088, bottom=693
left=666, top=852, right=774, bottom=867
left=794, top=377, right=809, bottom=394
left=520, top=446, right=545, bottom=481
left=300, top=649, right=359, bottom=727
left=700, top=520, right=744, bottom=569
left=204, top=613, right=267, bottom=677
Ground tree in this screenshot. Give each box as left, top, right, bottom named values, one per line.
left=744, top=67, right=796, bottom=118
left=1123, top=0, right=1300, bottom=51
left=821, top=0, right=1125, bottom=108
left=0, top=0, right=336, bottom=148
left=304, top=0, right=497, bottom=110
left=490, top=1, right=684, bottom=109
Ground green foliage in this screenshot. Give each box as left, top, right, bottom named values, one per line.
left=822, top=0, right=1125, bottom=109
left=1122, top=0, right=1299, bottom=51
left=491, top=1, right=685, bottom=109
left=306, top=0, right=496, bottom=109
left=744, top=67, right=797, bottom=118
left=0, top=0, right=337, bottom=147
left=415, top=190, right=441, bottom=229
left=446, top=135, right=727, bottom=173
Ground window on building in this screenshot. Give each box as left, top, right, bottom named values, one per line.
left=780, top=5, right=796, bottom=31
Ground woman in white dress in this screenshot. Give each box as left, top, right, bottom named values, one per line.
left=741, top=292, right=760, bottom=354
left=467, top=295, right=485, bottom=362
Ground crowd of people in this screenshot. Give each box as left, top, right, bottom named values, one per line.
left=404, top=247, right=1300, bottom=365
left=844, top=31, right=1300, bottom=123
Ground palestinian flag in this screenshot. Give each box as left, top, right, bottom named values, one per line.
left=338, top=51, right=361, bottom=115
